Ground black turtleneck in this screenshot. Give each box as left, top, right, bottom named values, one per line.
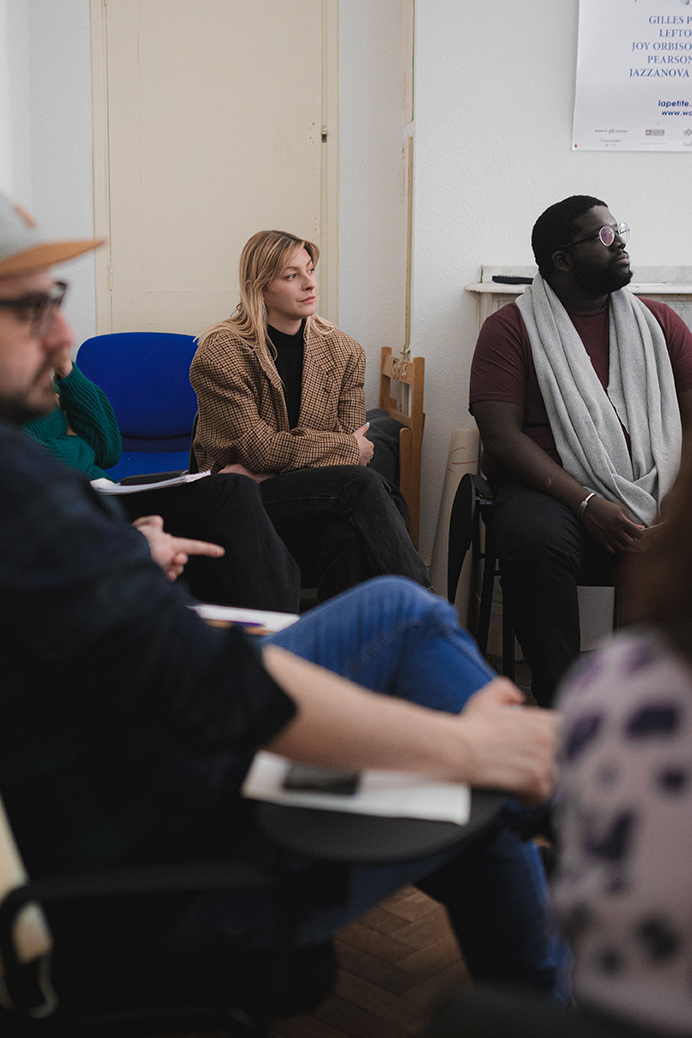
left=267, top=322, right=304, bottom=429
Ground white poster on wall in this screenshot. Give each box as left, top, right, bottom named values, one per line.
left=573, top=0, right=692, bottom=151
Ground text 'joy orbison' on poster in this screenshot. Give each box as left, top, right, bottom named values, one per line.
left=573, top=0, right=692, bottom=151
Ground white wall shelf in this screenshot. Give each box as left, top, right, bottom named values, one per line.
left=466, top=266, right=692, bottom=329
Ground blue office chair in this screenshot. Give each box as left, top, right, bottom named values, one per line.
left=76, top=332, right=199, bottom=481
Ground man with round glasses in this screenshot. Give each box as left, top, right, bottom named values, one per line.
left=470, top=194, right=692, bottom=707
left=0, top=278, right=68, bottom=338
left=561, top=220, right=630, bottom=250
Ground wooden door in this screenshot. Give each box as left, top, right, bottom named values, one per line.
left=90, top=0, right=338, bottom=335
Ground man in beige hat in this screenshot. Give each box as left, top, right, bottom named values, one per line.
left=0, top=191, right=568, bottom=1014
left=0, top=192, right=227, bottom=574
left=0, top=196, right=102, bottom=420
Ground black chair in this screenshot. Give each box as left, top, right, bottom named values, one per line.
left=448, top=473, right=619, bottom=684
left=188, top=411, right=199, bottom=474
left=0, top=766, right=504, bottom=1038
left=447, top=473, right=516, bottom=680
left=0, top=855, right=336, bottom=1037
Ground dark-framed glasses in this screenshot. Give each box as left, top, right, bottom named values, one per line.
left=0, top=280, right=69, bottom=338
left=561, top=223, right=630, bottom=251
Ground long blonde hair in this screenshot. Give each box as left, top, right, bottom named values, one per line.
left=198, top=229, right=333, bottom=352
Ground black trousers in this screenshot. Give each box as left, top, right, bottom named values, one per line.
left=121, top=473, right=300, bottom=612
left=491, top=480, right=617, bottom=707
left=427, top=987, right=682, bottom=1038
left=259, top=465, right=431, bottom=601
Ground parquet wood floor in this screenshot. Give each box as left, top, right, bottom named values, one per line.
left=270, top=886, right=470, bottom=1038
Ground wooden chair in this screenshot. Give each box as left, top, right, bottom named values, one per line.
left=378, top=347, right=426, bottom=548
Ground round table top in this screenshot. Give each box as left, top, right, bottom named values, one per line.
left=256, top=789, right=506, bottom=864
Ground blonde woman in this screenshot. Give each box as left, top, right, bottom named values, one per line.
left=191, top=230, right=430, bottom=600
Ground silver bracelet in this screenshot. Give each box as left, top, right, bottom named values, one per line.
left=578, top=492, right=597, bottom=520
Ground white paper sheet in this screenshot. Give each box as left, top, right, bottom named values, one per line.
left=91, top=470, right=211, bottom=494
left=242, top=751, right=471, bottom=825
left=191, top=604, right=299, bottom=634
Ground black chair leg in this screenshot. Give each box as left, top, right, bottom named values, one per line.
left=501, top=606, right=515, bottom=681
left=447, top=473, right=518, bottom=679
left=475, top=535, right=497, bottom=656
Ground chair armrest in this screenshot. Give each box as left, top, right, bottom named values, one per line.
left=0, top=860, right=283, bottom=1019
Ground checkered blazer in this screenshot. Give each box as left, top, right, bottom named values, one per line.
left=190, top=321, right=366, bottom=473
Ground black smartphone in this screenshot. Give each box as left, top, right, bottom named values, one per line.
left=283, top=763, right=360, bottom=796
left=491, top=275, right=533, bottom=285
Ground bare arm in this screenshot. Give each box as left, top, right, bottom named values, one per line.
left=473, top=399, right=644, bottom=553
left=261, top=645, right=559, bottom=802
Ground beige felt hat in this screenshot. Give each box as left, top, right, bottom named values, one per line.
left=0, top=192, right=105, bottom=277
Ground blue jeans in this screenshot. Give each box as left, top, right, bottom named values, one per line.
left=175, top=578, right=570, bottom=1000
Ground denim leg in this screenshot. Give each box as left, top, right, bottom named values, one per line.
left=289, top=814, right=570, bottom=1002
left=172, top=816, right=569, bottom=1001
left=172, top=578, right=570, bottom=997
left=265, top=576, right=495, bottom=711
left=416, top=824, right=572, bottom=1001
left=263, top=576, right=571, bottom=999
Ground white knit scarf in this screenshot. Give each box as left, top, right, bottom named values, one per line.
left=516, top=274, right=681, bottom=526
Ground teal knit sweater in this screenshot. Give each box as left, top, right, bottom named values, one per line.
left=24, top=364, right=122, bottom=480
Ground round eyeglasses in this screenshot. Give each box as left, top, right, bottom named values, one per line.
left=561, top=223, right=630, bottom=252
left=0, top=280, right=68, bottom=338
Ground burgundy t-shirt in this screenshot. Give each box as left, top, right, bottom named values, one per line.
left=469, top=297, right=692, bottom=470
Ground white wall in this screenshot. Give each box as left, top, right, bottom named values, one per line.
left=0, top=0, right=16, bottom=193
left=2, top=0, right=96, bottom=349
left=0, top=0, right=31, bottom=196
left=411, top=0, right=692, bottom=561
left=338, top=0, right=412, bottom=409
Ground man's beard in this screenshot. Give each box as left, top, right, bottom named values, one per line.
left=572, top=257, right=633, bottom=297
left=0, top=395, right=51, bottom=425
left=0, top=370, right=58, bottom=425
